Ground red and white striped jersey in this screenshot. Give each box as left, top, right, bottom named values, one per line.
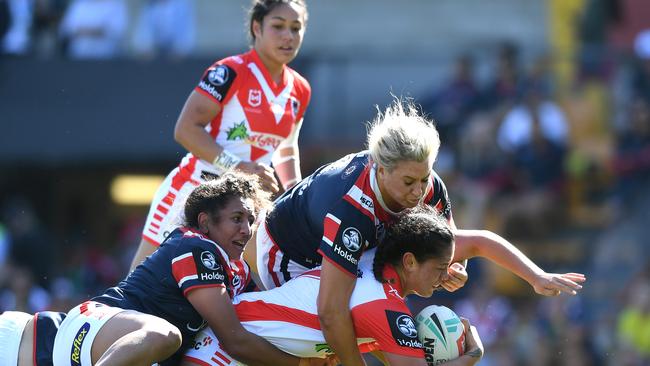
left=181, top=49, right=311, bottom=181
left=184, top=248, right=424, bottom=364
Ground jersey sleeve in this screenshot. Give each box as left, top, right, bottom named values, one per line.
left=194, top=59, right=239, bottom=105
left=293, top=72, right=311, bottom=123
left=317, top=200, right=375, bottom=277
left=351, top=299, right=425, bottom=358
left=171, top=238, right=229, bottom=296
left=425, top=170, right=453, bottom=221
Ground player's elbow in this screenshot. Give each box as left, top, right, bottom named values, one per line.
left=317, top=301, right=345, bottom=333
left=219, top=334, right=249, bottom=360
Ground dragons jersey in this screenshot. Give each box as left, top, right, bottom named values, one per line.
left=183, top=248, right=424, bottom=364
left=182, top=48, right=311, bottom=180
left=93, top=228, right=251, bottom=364
left=265, top=151, right=452, bottom=277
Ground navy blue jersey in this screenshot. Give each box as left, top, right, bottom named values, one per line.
left=93, top=228, right=251, bottom=363
left=266, top=151, right=452, bottom=276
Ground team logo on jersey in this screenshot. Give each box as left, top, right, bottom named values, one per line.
left=208, top=65, right=229, bottom=86
left=200, top=251, right=219, bottom=270
left=232, top=274, right=241, bottom=288
left=248, top=89, right=262, bottom=107
left=341, top=227, right=362, bottom=252
left=386, top=310, right=423, bottom=349
left=291, top=97, right=300, bottom=118
left=343, top=165, right=357, bottom=178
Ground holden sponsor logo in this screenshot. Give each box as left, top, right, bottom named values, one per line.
left=198, top=81, right=223, bottom=101
left=397, top=314, right=418, bottom=338
left=200, top=251, right=220, bottom=270
left=208, top=65, right=229, bottom=86
left=333, top=244, right=358, bottom=265
left=248, top=89, right=262, bottom=107
left=387, top=310, right=423, bottom=349
left=341, top=227, right=362, bottom=252
left=200, top=271, right=225, bottom=281
left=70, top=322, right=90, bottom=365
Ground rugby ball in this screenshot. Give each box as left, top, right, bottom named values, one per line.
left=415, top=305, right=465, bottom=365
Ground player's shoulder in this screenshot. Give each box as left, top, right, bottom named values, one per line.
left=285, top=65, right=311, bottom=92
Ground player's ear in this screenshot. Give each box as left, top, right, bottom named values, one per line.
left=198, top=212, right=210, bottom=234
left=252, top=19, right=263, bottom=39
left=402, top=252, right=417, bottom=272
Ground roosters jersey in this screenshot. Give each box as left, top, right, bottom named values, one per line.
left=93, top=228, right=251, bottom=363
left=265, top=151, right=452, bottom=277
left=182, top=49, right=311, bottom=181
left=184, top=248, right=424, bottom=364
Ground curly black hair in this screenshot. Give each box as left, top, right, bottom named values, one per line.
left=373, top=206, right=454, bottom=282
left=184, top=171, right=271, bottom=229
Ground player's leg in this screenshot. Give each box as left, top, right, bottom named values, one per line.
left=52, top=301, right=181, bottom=366
left=0, top=311, right=32, bottom=366
left=131, top=168, right=198, bottom=271
left=92, top=310, right=182, bottom=366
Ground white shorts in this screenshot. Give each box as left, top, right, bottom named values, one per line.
left=0, top=311, right=32, bottom=366
left=52, top=301, right=125, bottom=366
left=183, top=327, right=243, bottom=366
left=255, top=214, right=310, bottom=290
left=142, top=167, right=202, bottom=246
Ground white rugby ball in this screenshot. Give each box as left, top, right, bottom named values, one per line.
left=415, top=305, right=466, bottom=365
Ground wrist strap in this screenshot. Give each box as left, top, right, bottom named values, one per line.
left=212, top=150, right=242, bottom=175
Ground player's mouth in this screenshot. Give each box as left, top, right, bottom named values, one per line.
left=232, top=239, right=246, bottom=250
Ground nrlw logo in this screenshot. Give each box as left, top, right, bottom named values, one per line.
left=70, top=322, right=91, bottom=365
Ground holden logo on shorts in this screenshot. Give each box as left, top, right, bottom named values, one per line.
left=208, top=65, right=228, bottom=86
left=396, top=314, right=418, bottom=338
left=200, top=251, right=219, bottom=270
left=232, top=274, right=241, bottom=287
left=341, top=227, right=362, bottom=252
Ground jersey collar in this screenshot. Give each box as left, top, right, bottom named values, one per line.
left=382, top=264, right=405, bottom=299
left=249, top=48, right=288, bottom=92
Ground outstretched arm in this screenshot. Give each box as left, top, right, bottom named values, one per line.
left=453, top=229, right=586, bottom=295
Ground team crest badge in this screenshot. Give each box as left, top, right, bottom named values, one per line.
left=248, top=89, right=262, bottom=107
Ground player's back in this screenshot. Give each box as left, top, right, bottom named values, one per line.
left=266, top=151, right=371, bottom=267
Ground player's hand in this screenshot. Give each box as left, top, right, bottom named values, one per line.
left=460, top=318, right=484, bottom=362
left=531, top=272, right=585, bottom=296
left=440, top=262, right=468, bottom=292
left=236, top=161, right=280, bottom=193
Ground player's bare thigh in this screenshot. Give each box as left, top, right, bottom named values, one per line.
left=17, top=317, right=34, bottom=366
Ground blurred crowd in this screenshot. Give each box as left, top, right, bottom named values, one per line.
left=2, top=1, right=650, bottom=365
left=0, top=0, right=195, bottom=59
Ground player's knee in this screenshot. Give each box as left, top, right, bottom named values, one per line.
left=144, top=321, right=182, bottom=355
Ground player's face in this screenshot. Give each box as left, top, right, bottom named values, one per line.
left=377, top=159, right=432, bottom=212
left=253, top=3, right=306, bottom=68
left=207, top=196, right=256, bottom=260
left=408, top=249, right=453, bottom=298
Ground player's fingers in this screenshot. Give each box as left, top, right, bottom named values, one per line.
left=561, top=273, right=587, bottom=283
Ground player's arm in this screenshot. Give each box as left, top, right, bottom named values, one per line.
left=174, top=90, right=224, bottom=163
left=187, top=287, right=306, bottom=366
left=453, top=229, right=586, bottom=296
left=176, top=90, right=277, bottom=192
left=318, top=259, right=366, bottom=366
left=440, top=216, right=468, bottom=292
left=273, top=118, right=303, bottom=190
